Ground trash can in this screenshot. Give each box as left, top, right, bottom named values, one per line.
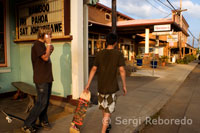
left=151, top=60, right=157, bottom=68
left=136, top=59, right=143, bottom=66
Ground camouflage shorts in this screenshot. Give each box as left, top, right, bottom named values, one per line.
left=98, top=93, right=117, bottom=114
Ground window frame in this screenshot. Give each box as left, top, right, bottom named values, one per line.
left=0, top=0, right=7, bottom=67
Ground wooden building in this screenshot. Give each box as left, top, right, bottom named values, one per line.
left=88, top=3, right=196, bottom=66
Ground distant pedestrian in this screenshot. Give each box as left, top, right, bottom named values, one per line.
left=21, top=27, right=54, bottom=133
left=84, top=33, right=127, bottom=133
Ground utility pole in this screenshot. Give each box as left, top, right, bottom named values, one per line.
left=179, top=0, right=183, bottom=58
left=192, top=37, right=194, bottom=48
left=167, top=0, right=187, bottom=58
left=112, top=0, right=117, bottom=34
left=198, top=33, right=200, bottom=50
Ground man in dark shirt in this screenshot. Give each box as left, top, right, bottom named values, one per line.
left=22, top=27, right=54, bottom=133
left=84, top=33, right=127, bottom=133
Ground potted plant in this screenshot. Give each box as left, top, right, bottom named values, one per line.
left=136, top=55, right=143, bottom=66
left=160, top=56, right=168, bottom=66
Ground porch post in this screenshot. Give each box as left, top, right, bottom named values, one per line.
left=83, top=3, right=89, bottom=87
left=155, top=35, right=159, bottom=55
left=71, top=0, right=84, bottom=99
left=145, top=28, right=150, bottom=54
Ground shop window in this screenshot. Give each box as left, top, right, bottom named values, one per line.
left=0, top=0, right=7, bottom=67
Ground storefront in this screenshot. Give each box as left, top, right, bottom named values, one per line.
left=0, top=0, right=90, bottom=99
left=88, top=3, right=186, bottom=67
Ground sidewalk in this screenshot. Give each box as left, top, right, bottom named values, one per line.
left=40, top=62, right=197, bottom=133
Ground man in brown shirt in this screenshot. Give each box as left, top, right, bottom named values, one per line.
left=22, top=27, right=54, bottom=133
left=84, top=33, right=127, bottom=133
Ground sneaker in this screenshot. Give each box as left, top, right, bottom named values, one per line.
left=106, top=124, right=112, bottom=133
left=21, top=126, right=36, bottom=133
left=41, top=122, right=52, bottom=130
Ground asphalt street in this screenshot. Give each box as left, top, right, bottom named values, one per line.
left=142, top=64, right=200, bottom=133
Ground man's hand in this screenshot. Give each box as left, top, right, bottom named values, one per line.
left=119, top=66, right=127, bottom=96
left=45, top=35, right=51, bottom=44
left=84, top=66, right=97, bottom=94
left=123, top=87, right=127, bottom=96
left=84, top=84, right=90, bottom=93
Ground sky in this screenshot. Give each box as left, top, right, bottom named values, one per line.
left=99, top=0, right=200, bottom=47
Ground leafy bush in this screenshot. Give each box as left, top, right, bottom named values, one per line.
left=159, top=56, right=168, bottom=63
left=136, top=55, right=143, bottom=59
left=176, top=55, right=196, bottom=64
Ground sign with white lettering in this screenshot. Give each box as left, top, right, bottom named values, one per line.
left=167, top=35, right=178, bottom=42
left=154, top=24, right=171, bottom=32
left=17, top=0, right=64, bottom=40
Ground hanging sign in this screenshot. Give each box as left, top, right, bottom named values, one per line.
left=167, top=35, right=178, bottom=42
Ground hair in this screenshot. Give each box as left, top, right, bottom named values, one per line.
left=106, top=32, right=118, bottom=45
left=37, top=26, right=52, bottom=39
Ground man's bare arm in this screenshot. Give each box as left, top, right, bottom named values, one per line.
left=119, top=66, right=127, bottom=96
left=41, top=45, right=51, bottom=61
left=84, top=66, right=98, bottom=92
left=41, top=36, right=52, bottom=62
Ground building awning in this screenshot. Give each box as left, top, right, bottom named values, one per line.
left=89, top=18, right=189, bottom=36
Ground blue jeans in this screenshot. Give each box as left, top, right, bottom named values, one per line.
left=24, top=83, right=52, bottom=127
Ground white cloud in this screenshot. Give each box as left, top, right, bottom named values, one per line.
left=99, top=0, right=111, bottom=7
left=99, top=0, right=200, bottom=45
left=173, top=0, right=200, bottom=19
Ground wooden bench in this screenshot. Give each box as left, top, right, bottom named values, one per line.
left=12, top=82, right=37, bottom=113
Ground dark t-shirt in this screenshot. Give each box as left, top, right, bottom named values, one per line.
left=31, top=40, right=53, bottom=83
left=93, top=49, right=125, bottom=94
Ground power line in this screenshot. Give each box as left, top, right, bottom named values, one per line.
left=172, top=2, right=179, bottom=9
left=157, top=0, right=173, bottom=10
left=145, top=0, right=169, bottom=14
left=163, top=13, right=172, bottom=18
left=153, top=0, right=168, bottom=9
left=166, top=0, right=177, bottom=11
left=188, top=29, right=198, bottom=40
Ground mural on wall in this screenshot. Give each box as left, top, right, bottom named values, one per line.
left=16, top=0, right=64, bottom=40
